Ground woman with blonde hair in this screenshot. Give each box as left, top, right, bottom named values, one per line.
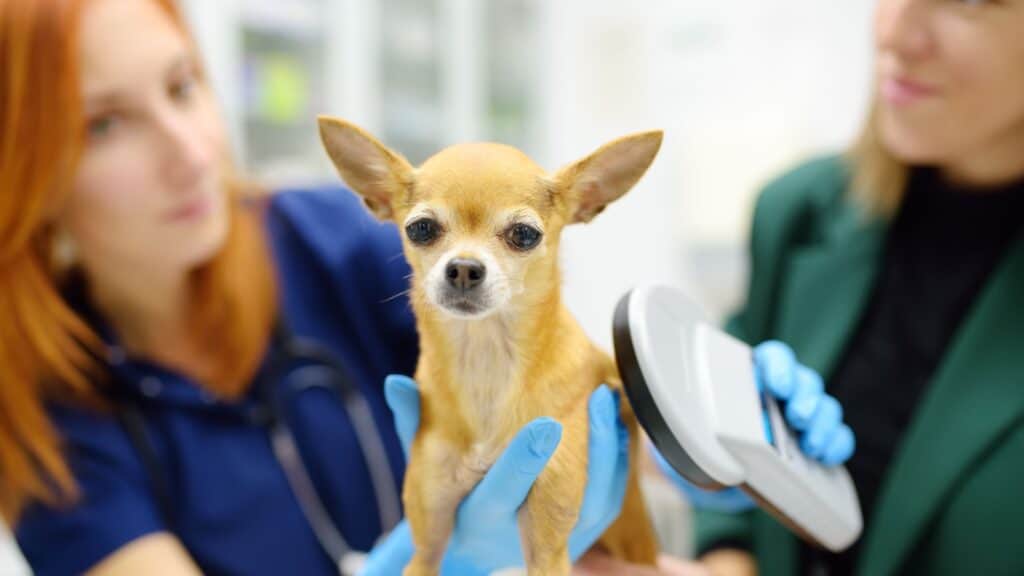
left=689, top=0, right=1024, bottom=574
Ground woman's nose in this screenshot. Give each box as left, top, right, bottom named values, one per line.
left=875, top=0, right=933, bottom=62
left=155, top=109, right=215, bottom=189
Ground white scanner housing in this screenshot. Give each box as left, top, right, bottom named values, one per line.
left=613, top=285, right=863, bottom=552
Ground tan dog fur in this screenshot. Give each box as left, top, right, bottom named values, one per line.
left=318, top=117, right=662, bottom=575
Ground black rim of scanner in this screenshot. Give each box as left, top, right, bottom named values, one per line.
left=612, top=290, right=723, bottom=490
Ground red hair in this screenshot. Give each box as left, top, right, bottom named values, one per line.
left=0, top=0, right=277, bottom=523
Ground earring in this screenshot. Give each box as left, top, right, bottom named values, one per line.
left=50, top=225, right=79, bottom=271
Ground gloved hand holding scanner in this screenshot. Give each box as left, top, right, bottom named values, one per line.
left=613, top=285, right=863, bottom=552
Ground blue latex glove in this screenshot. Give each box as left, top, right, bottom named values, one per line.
left=650, top=447, right=756, bottom=513
left=655, top=340, right=856, bottom=512
left=359, top=375, right=630, bottom=576
left=756, top=341, right=855, bottom=464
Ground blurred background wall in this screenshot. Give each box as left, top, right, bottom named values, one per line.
left=0, top=1, right=874, bottom=572
left=179, top=0, right=874, bottom=349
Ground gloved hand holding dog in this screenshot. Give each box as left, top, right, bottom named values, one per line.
left=359, top=377, right=630, bottom=576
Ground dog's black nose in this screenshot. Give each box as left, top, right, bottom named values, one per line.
left=446, top=258, right=486, bottom=290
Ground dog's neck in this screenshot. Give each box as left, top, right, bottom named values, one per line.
left=446, top=312, right=517, bottom=430
left=416, top=285, right=563, bottom=435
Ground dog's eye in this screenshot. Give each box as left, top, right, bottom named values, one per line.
left=405, top=218, right=441, bottom=246
left=505, top=223, right=542, bottom=251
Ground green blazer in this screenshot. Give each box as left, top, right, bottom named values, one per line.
left=695, top=156, right=1024, bottom=576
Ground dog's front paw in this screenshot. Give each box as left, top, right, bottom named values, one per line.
left=402, top=560, right=439, bottom=576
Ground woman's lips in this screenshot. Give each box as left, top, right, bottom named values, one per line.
left=167, top=195, right=211, bottom=222
left=882, top=75, right=939, bottom=106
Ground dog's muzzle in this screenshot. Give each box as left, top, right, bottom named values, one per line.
left=439, top=258, right=489, bottom=315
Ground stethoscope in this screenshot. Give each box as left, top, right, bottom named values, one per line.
left=114, top=323, right=400, bottom=576
left=263, top=325, right=402, bottom=574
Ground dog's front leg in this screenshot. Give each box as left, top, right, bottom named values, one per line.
left=517, top=405, right=588, bottom=576
left=402, top=429, right=477, bottom=576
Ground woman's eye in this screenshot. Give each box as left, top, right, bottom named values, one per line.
left=169, top=76, right=196, bottom=103
left=405, top=218, right=441, bottom=246
left=86, top=113, right=120, bottom=141
left=505, top=223, right=542, bottom=251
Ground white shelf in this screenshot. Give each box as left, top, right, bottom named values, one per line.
left=241, top=1, right=323, bottom=39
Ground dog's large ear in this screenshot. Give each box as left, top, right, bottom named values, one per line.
left=318, top=116, right=414, bottom=221
left=553, top=131, right=663, bottom=224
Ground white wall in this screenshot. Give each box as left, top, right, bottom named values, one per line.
left=542, top=0, right=875, bottom=350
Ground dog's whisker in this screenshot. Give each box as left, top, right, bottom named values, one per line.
left=380, top=288, right=412, bottom=303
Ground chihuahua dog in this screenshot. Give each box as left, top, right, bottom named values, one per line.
left=318, top=117, right=662, bottom=575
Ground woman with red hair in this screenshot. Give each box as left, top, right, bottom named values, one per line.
left=0, top=1, right=637, bottom=574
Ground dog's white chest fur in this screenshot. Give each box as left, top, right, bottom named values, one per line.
left=446, top=314, right=518, bottom=434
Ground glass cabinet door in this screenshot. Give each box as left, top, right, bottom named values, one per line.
left=239, top=0, right=328, bottom=185
left=484, top=0, right=540, bottom=156
left=379, top=0, right=443, bottom=165
left=182, top=0, right=543, bottom=184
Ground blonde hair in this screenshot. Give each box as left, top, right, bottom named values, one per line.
left=847, top=102, right=910, bottom=219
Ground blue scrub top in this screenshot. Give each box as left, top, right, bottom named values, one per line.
left=14, top=187, right=419, bottom=576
